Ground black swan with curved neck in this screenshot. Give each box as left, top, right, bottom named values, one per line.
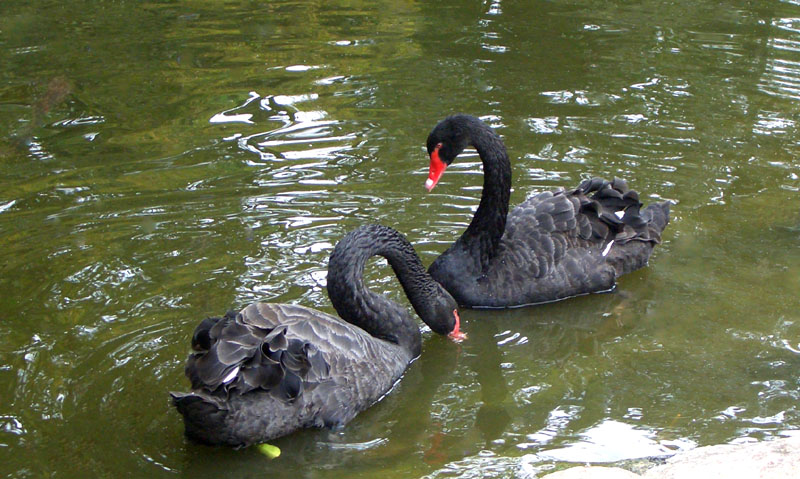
left=424, top=114, right=670, bottom=308
left=171, top=224, right=464, bottom=447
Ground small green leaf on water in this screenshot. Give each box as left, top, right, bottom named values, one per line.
left=257, top=443, right=281, bottom=459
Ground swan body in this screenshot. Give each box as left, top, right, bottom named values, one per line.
left=171, top=224, right=462, bottom=447
left=424, top=115, right=670, bottom=308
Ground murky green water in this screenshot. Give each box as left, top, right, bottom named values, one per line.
left=2, top=0, right=800, bottom=477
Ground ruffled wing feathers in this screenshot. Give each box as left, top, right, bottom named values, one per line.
left=183, top=305, right=332, bottom=403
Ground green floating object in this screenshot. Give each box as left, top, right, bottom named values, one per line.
left=257, top=443, right=281, bottom=459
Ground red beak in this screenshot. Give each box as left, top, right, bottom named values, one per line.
left=447, top=309, right=467, bottom=342
left=425, top=147, right=446, bottom=192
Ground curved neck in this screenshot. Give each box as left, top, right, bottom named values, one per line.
left=326, top=225, right=443, bottom=357
left=462, top=118, right=511, bottom=258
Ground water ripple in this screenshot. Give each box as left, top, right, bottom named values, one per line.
left=212, top=92, right=362, bottom=163
left=758, top=17, right=800, bottom=100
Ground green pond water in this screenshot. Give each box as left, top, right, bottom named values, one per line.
left=1, top=0, right=800, bottom=477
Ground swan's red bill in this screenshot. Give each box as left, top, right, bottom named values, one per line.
left=447, top=309, right=467, bottom=342
left=425, top=146, right=446, bottom=191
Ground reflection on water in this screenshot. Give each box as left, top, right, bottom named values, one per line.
left=1, top=0, right=800, bottom=477
left=762, top=17, right=800, bottom=101
left=533, top=420, right=689, bottom=462
left=219, top=91, right=359, bottom=163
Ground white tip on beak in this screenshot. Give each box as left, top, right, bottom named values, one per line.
left=425, top=178, right=435, bottom=191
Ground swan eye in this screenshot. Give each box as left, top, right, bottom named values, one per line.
left=435, top=142, right=443, bottom=150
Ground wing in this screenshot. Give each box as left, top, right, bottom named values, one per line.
left=498, top=187, right=593, bottom=281
left=183, top=303, right=408, bottom=412
left=486, top=178, right=667, bottom=304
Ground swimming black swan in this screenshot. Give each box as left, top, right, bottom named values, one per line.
left=423, top=114, right=670, bottom=308
left=171, top=224, right=465, bottom=447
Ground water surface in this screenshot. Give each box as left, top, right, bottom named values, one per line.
left=1, top=0, right=799, bottom=477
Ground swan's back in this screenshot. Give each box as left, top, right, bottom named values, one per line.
left=171, top=303, right=411, bottom=446
left=433, top=178, right=670, bottom=307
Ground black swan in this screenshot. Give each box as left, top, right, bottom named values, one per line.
left=171, top=224, right=465, bottom=447
left=423, top=114, right=670, bottom=308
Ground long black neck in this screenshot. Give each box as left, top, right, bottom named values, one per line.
left=461, top=117, right=511, bottom=261
left=326, top=225, right=444, bottom=357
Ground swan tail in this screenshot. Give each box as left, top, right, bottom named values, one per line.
left=172, top=304, right=340, bottom=446
left=576, top=177, right=670, bottom=245
left=573, top=178, right=671, bottom=276
left=644, top=201, right=670, bottom=236
left=171, top=391, right=234, bottom=446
